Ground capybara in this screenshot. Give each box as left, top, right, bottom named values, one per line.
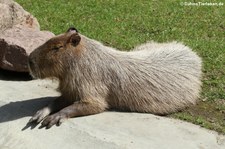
left=28, top=27, right=202, bottom=128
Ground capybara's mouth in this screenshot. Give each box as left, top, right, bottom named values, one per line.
left=28, top=64, right=37, bottom=79
left=28, top=60, right=40, bottom=79
left=28, top=62, right=54, bottom=79
left=28, top=55, right=40, bottom=79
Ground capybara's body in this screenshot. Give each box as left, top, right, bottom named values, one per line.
left=28, top=28, right=202, bottom=128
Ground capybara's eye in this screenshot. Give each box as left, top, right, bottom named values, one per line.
left=52, top=46, right=63, bottom=51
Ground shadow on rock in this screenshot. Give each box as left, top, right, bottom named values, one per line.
left=0, top=96, right=56, bottom=124
left=0, top=69, right=32, bottom=81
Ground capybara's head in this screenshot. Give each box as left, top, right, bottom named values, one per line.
left=28, top=27, right=81, bottom=79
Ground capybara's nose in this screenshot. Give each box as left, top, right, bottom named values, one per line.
left=28, top=57, right=34, bottom=67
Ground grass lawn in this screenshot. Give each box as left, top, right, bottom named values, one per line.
left=15, top=0, right=225, bottom=133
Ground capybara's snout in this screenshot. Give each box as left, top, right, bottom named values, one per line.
left=28, top=55, right=34, bottom=68
left=28, top=51, right=37, bottom=70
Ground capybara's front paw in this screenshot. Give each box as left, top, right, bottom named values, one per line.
left=41, top=112, right=67, bottom=129
left=29, top=107, right=51, bottom=123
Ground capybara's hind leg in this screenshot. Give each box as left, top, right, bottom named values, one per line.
left=41, top=99, right=108, bottom=128
left=29, top=96, right=72, bottom=123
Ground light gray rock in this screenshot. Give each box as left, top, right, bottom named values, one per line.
left=0, top=79, right=224, bottom=149
left=0, top=25, right=54, bottom=72
left=0, top=0, right=40, bottom=32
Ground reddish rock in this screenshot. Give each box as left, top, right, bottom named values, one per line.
left=0, top=25, right=54, bottom=72
left=0, top=0, right=54, bottom=72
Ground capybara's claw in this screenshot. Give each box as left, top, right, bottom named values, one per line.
left=41, top=113, right=67, bottom=129
left=29, top=117, right=36, bottom=123
left=29, top=107, right=51, bottom=123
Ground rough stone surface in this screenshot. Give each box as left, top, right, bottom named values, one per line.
left=0, top=0, right=54, bottom=72
left=0, top=78, right=224, bottom=149
left=0, top=0, right=40, bottom=32
left=0, top=25, right=54, bottom=72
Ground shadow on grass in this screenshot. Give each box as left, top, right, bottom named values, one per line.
left=0, top=97, right=56, bottom=129
left=170, top=101, right=225, bottom=134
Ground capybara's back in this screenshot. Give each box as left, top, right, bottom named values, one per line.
left=104, top=41, right=202, bottom=115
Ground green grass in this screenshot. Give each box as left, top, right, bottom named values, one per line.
left=15, top=0, right=225, bottom=133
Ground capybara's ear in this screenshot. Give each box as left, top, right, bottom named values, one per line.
left=67, top=27, right=78, bottom=33
left=68, top=33, right=81, bottom=47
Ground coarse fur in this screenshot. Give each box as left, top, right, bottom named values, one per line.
left=28, top=28, right=202, bottom=127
